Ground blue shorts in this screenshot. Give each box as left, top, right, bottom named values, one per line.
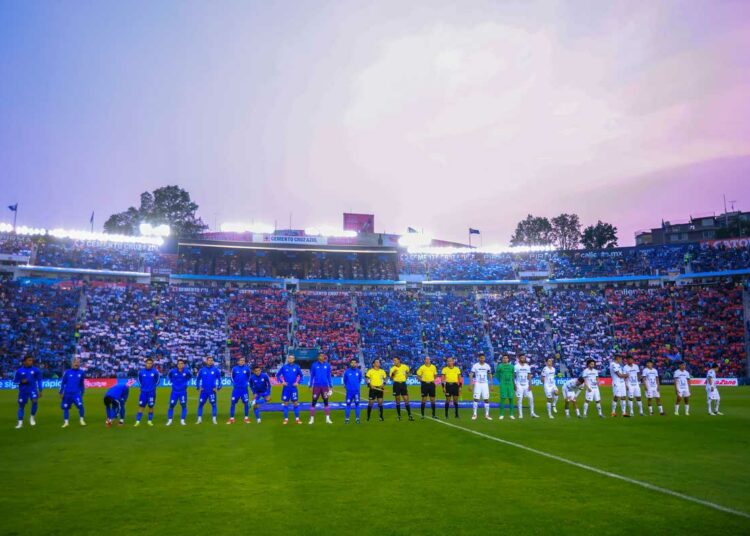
left=253, top=394, right=268, bottom=405
left=281, top=386, right=298, bottom=402
left=139, top=390, right=156, bottom=408
left=18, top=390, right=39, bottom=405
left=61, top=395, right=83, bottom=409
left=170, top=391, right=187, bottom=406
left=199, top=391, right=217, bottom=406
left=231, top=390, right=249, bottom=404
left=345, top=390, right=360, bottom=404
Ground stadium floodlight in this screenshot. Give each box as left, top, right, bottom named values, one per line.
left=139, top=223, right=171, bottom=237
left=398, top=231, right=434, bottom=248
left=304, top=226, right=357, bottom=238
left=48, top=228, right=164, bottom=246
left=0, top=222, right=16, bottom=233
left=405, top=244, right=557, bottom=254
left=14, top=225, right=48, bottom=236
left=220, top=222, right=275, bottom=234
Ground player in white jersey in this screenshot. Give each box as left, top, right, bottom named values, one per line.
left=623, top=356, right=644, bottom=416
left=706, top=363, right=722, bottom=416
left=641, top=360, right=664, bottom=415
left=541, top=357, right=559, bottom=418
left=609, top=356, right=629, bottom=417
left=581, top=359, right=604, bottom=418
left=514, top=355, right=538, bottom=419
left=470, top=354, right=493, bottom=420
left=562, top=377, right=584, bottom=418
left=673, top=362, right=691, bottom=416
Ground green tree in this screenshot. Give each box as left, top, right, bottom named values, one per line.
left=104, top=185, right=208, bottom=237
left=551, top=213, right=581, bottom=250
left=510, top=214, right=554, bottom=246
left=581, top=221, right=618, bottom=249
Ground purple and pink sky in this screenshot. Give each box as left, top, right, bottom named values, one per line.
left=1, top=1, right=749, bottom=245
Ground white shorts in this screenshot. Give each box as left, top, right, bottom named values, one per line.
left=515, top=384, right=530, bottom=398
left=544, top=385, right=559, bottom=398
left=676, top=387, right=691, bottom=398
left=585, top=387, right=601, bottom=402
left=626, top=384, right=641, bottom=398
left=612, top=382, right=627, bottom=398
left=645, top=388, right=660, bottom=399
left=706, top=388, right=720, bottom=401
left=563, top=387, right=580, bottom=401
left=473, top=383, right=490, bottom=400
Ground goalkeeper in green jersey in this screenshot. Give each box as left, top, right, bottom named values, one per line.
left=495, top=355, right=515, bottom=420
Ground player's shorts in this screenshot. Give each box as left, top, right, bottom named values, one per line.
left=706, top=387, right=720, bottom=401
left=562, top=387, right=580, bottom=401
left=231, top=389, right=250, bottom=404
left=626, top=384, right=641, bottom=398
left=18, top=390, right=39, bottom=405
left=346, top=390, right=360, bottom=404
left=500, top=384, right=514, bottom=399
left=312, top=386, right=330, bottom=400
left=676, top=387, right=691, bottom=398
left=544, top=385, right=559, bottom=398
left=368, top=387, right=385, bottom=400
left=612, top=382, right=627, bottom=398
left=393, top=382, right=408, bottom=397
left=170, top=391, right=188, bottom=406
left=61, top=394, right=83, bottom=409
left=585, top=387, right=601, bottom=402
left=139, top=390, right=156, bottom=408
left=645, top=387, right=660, bottom=399
left=281, top=386, right=299, bottom=403
left=444, top=383, right=460, bottom=397
left=198, top=391, right=217, bottom=406
left=473, top=383, right=490, bottom=400
left=420, top=382, right=436, bottom=398
left=515, top=383, right=530, bottom=398
left=253, top=394, right=268, bottom=404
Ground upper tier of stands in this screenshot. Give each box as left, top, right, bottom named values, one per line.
left=3, top=232, right=749, bottom=280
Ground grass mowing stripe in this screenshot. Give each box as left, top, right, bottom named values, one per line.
left=432, top=417, right=750, bottom=520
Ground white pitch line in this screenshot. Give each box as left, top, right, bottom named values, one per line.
left=432, top=418, right=750, bottom=520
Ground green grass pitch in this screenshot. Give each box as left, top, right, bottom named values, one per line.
left=1, top=386, right=749, bottom=535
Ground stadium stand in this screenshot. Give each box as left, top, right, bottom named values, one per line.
left=293, top=291, right=359, bottom=372
left=0, top=233, right=33, bottom=256
left=0, top=280, right=80, bottom=377
left=35, top=239, right=157, bottom=272
left=357, top=290, right=424, bottom=366
left=227, top=289, right=290, bottom=369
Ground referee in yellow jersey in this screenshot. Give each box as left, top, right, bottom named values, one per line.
left=389, top=357, right=414, bottom=421
left=365, top=359, right=387, bottom=421
left=416, top=356, right=438, bottom=419
left=441, top=357, right=462, bottom=419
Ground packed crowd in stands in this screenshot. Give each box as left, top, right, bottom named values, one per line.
left=481, top=291, right=551, bottom=375
left=690, top=243, right=750, bottom=273
left=418, top=292, right=488, bottom=369
left=0, top=233, right=33, bottom=256
left=292, top=292, right=359, bottom=373
left=0, top=280, right=80, bottom=377
left=227, top=289, right=289, bottom=369
left=35, top=239, right=157, bottom=272
left=358, top=291, right=424, bottom=366
left=551, top=246, right=689, bottom=279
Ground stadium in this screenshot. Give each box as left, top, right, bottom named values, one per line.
left=3, top=3, right=750, bottom=536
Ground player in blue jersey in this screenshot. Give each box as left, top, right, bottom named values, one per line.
left=135, top=358, right=160, bottom=427
left=59, top=358, right=86, bottom=428
left=308, top=353, right=333, bottom=425
left=103, top=384, right=129, bottom=427
left=249, top=364, right=272, bottom=424
left=196, top=356, right=222, bottom=424
left=276, top=354, right=303, bottom=424
left=227, top=357, right=252, bottom=424
left=14, top=355, right=43, bottom=429
left=343, top=358, right=363, bottom=424
left=166, top=359, right=192, bottom=426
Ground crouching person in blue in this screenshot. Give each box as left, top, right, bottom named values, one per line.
left=249, top=364, right=272, bottom=424
left=104, top=384, right=129, bottom=427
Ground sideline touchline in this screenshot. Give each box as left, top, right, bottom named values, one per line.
left=431, top=418, right=750, bottom=520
